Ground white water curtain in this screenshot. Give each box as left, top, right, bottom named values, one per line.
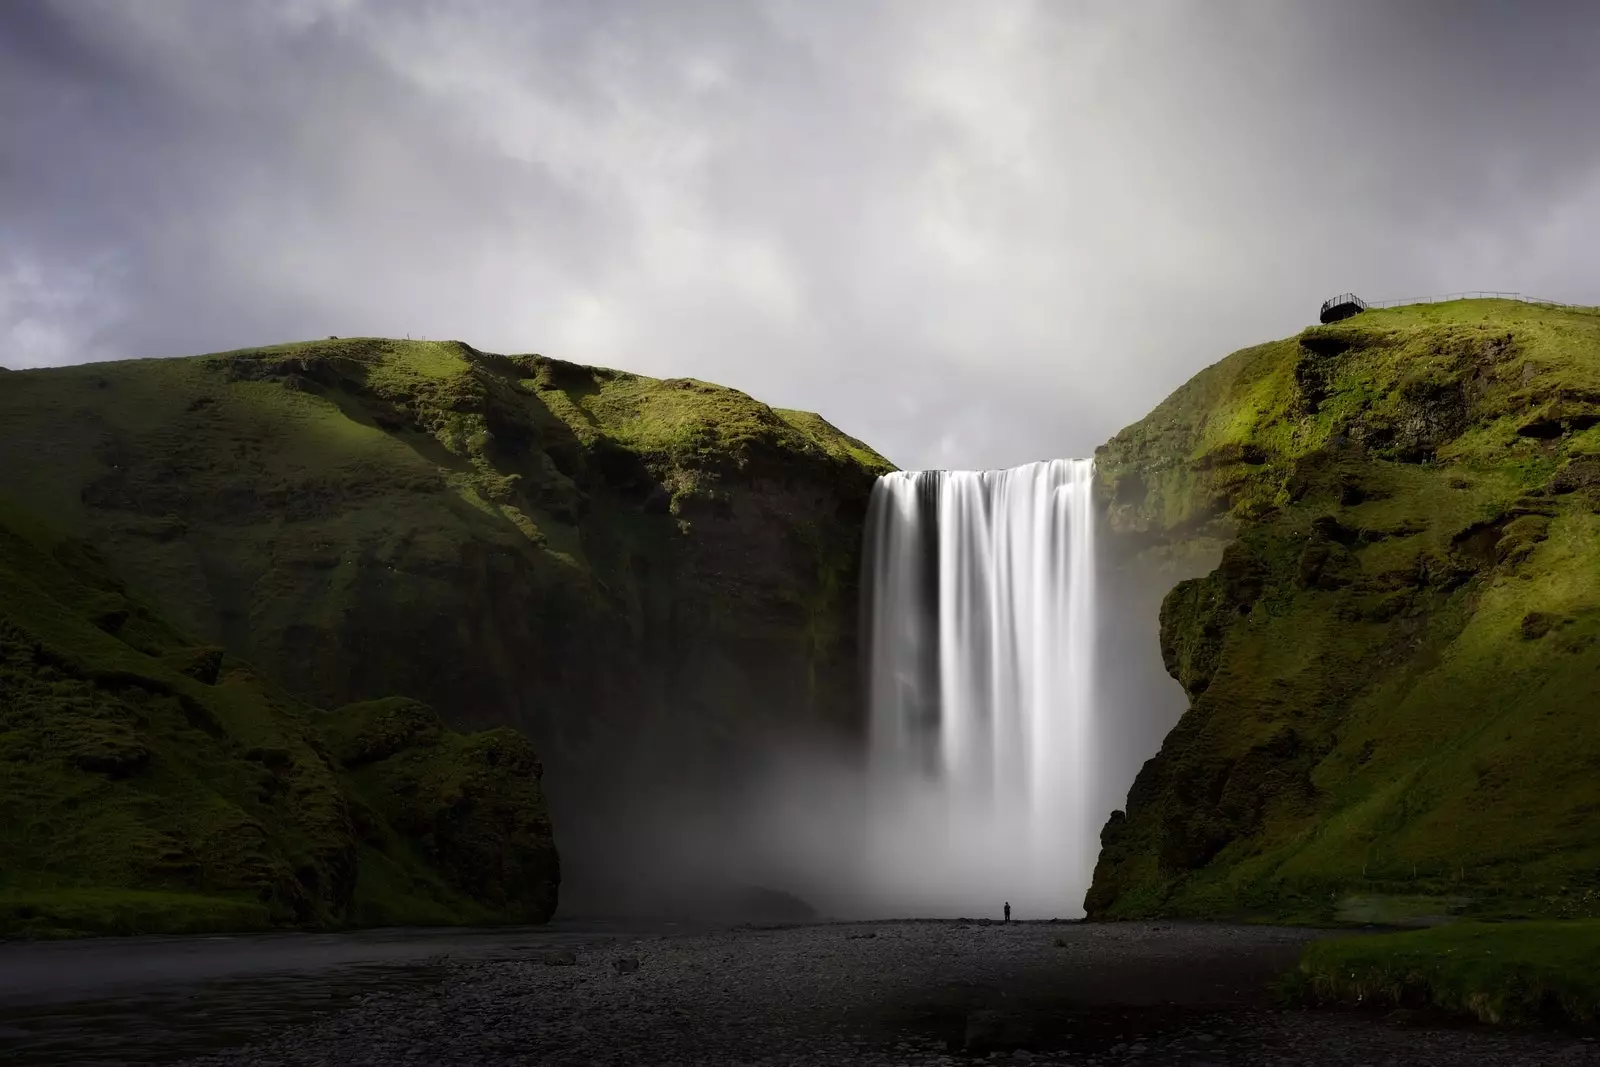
left=863, top=459, right=1098, bottom=916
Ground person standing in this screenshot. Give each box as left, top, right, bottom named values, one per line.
left=1003, top=901, right=1011, bottom=924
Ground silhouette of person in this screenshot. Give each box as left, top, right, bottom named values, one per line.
left=1003, top=901, right=1011, bottom=924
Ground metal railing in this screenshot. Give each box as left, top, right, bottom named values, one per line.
left=1319, top=293, right=1368, bottom=317
left=1364, top=291, right=1585, bottom=310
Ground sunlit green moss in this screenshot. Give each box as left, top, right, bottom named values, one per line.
left=1089, top=299, right=1600, bottom=923
left=0, top=340, right=888, bottom=766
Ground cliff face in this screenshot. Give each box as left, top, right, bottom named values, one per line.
left=0, top=338, right=891, bottom=905
left=1087, top=300, right=1600, bottom=923
left=0, top=500, right=556, bottom=937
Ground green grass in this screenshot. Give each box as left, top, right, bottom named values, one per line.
left=333, top=719, right=560, bottom=924
left=0, top=492, right=559, bottom=939
left=515, top=355, right=892, bottom=472
left=0, top=888, right=273, bottom=939
left=1097, top=299, right=1600, bottom=538
left=1331, top=894, right=1472, bottom=927
left=774, top=408, right=896, bottom=474
left=1088, top=299, right=1600, bottom=923
left=523, top=358, right=892, bottom=516
left=0, top=339, right=889, bottom=785
left=0, top=336, right=890, bottom=936
left=1289, top=921, right=1600, bottom=1024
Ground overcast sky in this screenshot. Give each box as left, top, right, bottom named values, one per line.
left=4, top=1, right=1598, bottom=469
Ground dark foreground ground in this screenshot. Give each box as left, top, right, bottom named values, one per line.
left=5, top=920, right=1598, bottom=1066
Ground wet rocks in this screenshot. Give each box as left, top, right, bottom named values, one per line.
left=962, top=1009, right=1032, bottom=1054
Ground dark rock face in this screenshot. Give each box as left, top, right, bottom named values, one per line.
left=1158, top=538, right=1269, bottom=695
left=1548, top=455, right=1600, bottom=509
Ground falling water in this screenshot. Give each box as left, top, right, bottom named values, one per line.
left=861, top=458, right=1100, bottom=916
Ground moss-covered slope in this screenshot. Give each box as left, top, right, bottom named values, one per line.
left=1087, top=299, right=1600, bottom=922
left=0, top=340, right=890, bottom=794
left=0, top=499, right=556, bottom=937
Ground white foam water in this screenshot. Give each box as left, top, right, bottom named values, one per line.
left=861, top=458, right=1099, bottom=917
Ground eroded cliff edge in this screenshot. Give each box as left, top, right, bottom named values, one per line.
left=1087, top=299, right=1600, bottom=923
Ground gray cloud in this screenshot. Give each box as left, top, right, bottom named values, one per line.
left=4, top=0, right=1599, bottom=468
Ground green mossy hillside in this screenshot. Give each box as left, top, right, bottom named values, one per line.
left=0, top=500, right=557, bottom=937
left=1290, top=921, right=1600, bottom=1024
left=327, top=698, right=559, bottom=926
left=1088, top=300, right=1600, bottom=923
left=0, top=340, right=891, bottom=804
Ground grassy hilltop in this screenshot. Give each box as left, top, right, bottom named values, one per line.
left=0, top=338, right=890, bottom=782
left=0, top=498, right=556, bottom=937
left=1087, top=299, right=1600, bottom=924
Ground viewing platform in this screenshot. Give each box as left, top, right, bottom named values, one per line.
left=1318, top=293, right=1368, bottom=324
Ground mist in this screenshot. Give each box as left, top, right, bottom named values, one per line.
left=548, top=488, right=1206, bottom=922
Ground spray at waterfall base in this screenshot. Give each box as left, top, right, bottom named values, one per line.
left=580, top=458, right=1182, bottom=921
left=851, top=458, right=1101, bottom=917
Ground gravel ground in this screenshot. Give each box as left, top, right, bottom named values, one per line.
left=181, top=920, right=1600, bottom=1067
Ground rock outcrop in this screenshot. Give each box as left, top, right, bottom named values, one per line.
left=1088, top=300, right=1600, bottom=922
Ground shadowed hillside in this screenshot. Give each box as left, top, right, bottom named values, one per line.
left=1088, top=299, right=1600, bottom=923
left=0, top=338, right=891, bottom=910
left=0, top=499, right=556, bottom=937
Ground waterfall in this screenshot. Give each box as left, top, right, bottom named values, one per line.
left=862, top=458, right=1100, bottom=917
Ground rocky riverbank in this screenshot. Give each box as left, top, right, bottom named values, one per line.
left=180, top=921, right=1599, bottom=1066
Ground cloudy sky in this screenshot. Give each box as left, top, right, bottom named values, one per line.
left=4, top=1, right=1598, bottom=469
